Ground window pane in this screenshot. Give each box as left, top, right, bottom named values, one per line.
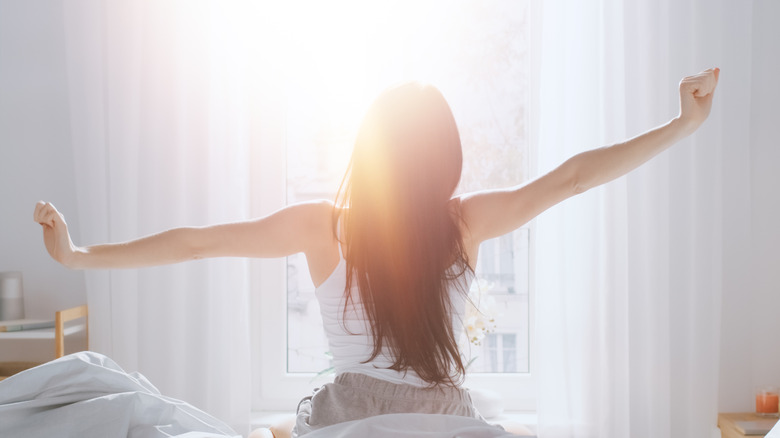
left=463, top=229, right=530, bottom=374
left=285, top=0, right=530, bottom=374
left=502, top=334, right=517, bottom=373
left=486, top=334, right=499, bottom=373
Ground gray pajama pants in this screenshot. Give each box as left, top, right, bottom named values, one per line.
left=292, top=372, right=494, bottom=437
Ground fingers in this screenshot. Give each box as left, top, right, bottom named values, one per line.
left=694, top=67, right=719, bottom=97
left=33, top=201, right=45, bottom=222
left=33, top=201, right=64, bottom=228
left=34, top=201, right=49, bottom=225
left=680, top=67, right=720, bottom=98
left=679, top=68, right=718, bottom=97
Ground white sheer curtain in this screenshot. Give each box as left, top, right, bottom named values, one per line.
left=63, top=2, right=253, bottom=433
left=535, top=1, right=752, bottom=437
left=57, top=0, right=759, bottom=435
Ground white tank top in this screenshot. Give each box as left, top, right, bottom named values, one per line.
left=315, top=236, right=473, bottom=387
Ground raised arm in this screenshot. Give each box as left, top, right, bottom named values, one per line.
left=461, top=68, right=720, bottom=243
left=33, top=200, right=334, bottom=270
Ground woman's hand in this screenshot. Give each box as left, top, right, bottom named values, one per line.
left=677, top=67, right=720, bottom=134
left=33, top=201, right=77, bottom=267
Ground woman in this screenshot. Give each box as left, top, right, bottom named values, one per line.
left=34, top=68, right=719, bottom=437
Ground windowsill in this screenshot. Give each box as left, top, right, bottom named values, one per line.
left=250, top=410, right=538, bottom=431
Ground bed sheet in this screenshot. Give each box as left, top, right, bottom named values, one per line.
left=0, top=352, right=532, bottom=438
left=768, top=421, right=780, bottom=438
left=301, top=412, right=531, bottom=438
left=0, top=352, right=240, bottom=438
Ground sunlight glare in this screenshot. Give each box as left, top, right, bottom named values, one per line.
left=249, top=0, right=447, bottom=172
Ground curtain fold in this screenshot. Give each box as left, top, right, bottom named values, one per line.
left=63, top=1, right=252, bottom=433
left=535, top=0, right=752, bottom=437
left=534, top=2, right=631, bottom=435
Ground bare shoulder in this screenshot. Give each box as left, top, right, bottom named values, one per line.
left=292, top=199, right=335, bottom=220
left=456, top=166, right=575, bottom=245
left=454, top=193, right=527, bottom=269
left=306, top=198, right=338, bottom=235
left=455, top=189, right=515, bottom=244
left=186, top=199, right=338, bottom=260
left=449, top=196, right=483, bottom=267
left=287, top=199, right=337, bottom=248
left=295, top=199, right=341, bottom=286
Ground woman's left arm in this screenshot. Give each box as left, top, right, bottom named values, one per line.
left=568, top=67, right=719, bottom=194
left=460, top=68, right=720, bottom=243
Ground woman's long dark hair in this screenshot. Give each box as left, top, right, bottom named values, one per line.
left=333, top=82, right=472, bottom=387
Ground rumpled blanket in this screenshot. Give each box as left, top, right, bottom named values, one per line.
left=0, top=351, right=530, bottom=438
left=302, top=412, right=522, bottom=437
left=0, top=352, right=239, bottom=438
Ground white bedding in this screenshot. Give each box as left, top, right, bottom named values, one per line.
left=768, top=422, right=780, bottom=438
left=0, top=352, right=529, bottom=438
left=301, top=413, right=524, bottom=437
left=0, top=352, right=239, bottom=438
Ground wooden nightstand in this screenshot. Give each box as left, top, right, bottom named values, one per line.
left=719, top=413, right=779, bottom=438
left=0, top=305, right=88, bottom=380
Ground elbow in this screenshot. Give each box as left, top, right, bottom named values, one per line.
left=572, top=178, right=590, bottom=195
left=61, top=249, right=83, bottom=270
left=561, top=156, right=590, bottom=196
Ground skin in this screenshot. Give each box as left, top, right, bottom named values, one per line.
left=34, top=68, right=719, bottom=438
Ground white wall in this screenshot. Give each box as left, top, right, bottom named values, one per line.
left=718, top=0, right=780, bottom=413
left=0, top=0, right=86, bottom=359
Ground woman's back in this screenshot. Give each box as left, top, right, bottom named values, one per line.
left=314, top=222, right=474, bottom=387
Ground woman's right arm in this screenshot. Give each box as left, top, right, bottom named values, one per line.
left=33, top=200, right=333, bottom=269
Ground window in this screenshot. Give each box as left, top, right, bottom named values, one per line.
left=252, top=0, right=537, bottom=412
left=461, top=231, right=530, bottom=374
left=484, top=333, right=519, bottom=373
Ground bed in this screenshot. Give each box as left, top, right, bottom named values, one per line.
left=300, top=413, right=521, bottom=437
left=0, top=352, right=530, bottom=437
left=0, top=352, right=238, bottom=438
